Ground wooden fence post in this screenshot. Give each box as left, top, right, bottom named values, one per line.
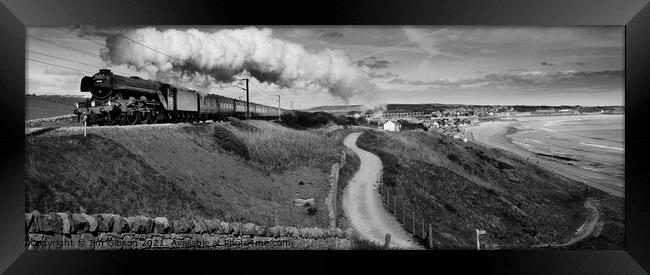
left=422, top=216, right=425, bottom=238
left=394, top=197, right=397, bottom=216
left=384, top=233, right=391, bottom=249
left=387, top=188, right=390, bottom=205
left=412, top=210, right=415, bottom=234
left=428, top=224, right=433, bottom=249
left=402, top=199, right=405, bottom=223
left=384, top=190, right=387, bottom=207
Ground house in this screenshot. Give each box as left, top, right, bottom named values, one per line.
left=383, top=120, right=401, bottom=132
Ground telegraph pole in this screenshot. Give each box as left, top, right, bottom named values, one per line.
left=245, top=78, right=250, bottom=119
left=290, top=101, right=294, bottom=110
left=274, top=95, right=281, bottom=121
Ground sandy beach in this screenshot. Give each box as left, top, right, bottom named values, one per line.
left=465, top=115, right=624, bottom=197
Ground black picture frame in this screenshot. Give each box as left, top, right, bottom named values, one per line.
left=1, top=0, right=649, bottom=273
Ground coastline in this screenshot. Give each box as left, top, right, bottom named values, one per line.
left=465, top=117, right=624, bottom=198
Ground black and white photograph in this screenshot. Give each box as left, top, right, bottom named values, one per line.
left=24, top=25, right=624, bottom=250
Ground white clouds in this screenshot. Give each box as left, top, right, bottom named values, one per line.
left=356, top=56, right=392, bottom=69
left=518, top=71, right=545, bottom=76
left=104, top=27, right=375, bottom=103
left=402, top=27, right=443, bottom=56
left=388, top=70, right=623, bottom=90
left=402, top=26, right=623, bottom=60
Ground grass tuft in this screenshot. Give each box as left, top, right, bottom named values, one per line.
left=213, top=120, right=344, bottom=172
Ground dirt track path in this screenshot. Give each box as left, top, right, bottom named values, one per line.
left=342, top=132, right=421, bottom=249
left=532, top=199, right=600, bottom=248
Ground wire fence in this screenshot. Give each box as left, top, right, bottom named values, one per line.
left=378, top=184, right=434, bottom=248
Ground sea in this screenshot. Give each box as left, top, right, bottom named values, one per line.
left=506, top=114, right=625, bottom=187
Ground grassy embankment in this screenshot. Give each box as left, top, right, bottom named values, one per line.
left=25, top=133, right=207, bottom=218
left=26, top=116, right=352, bottom=229
left=356, top=130, right=623, bottom=249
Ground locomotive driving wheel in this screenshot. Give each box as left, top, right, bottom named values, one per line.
left=149, top=111, right=160, bottom=124
left=138, top=111, right=150, bottom=124
left=126, top=112, right=139, bottom=125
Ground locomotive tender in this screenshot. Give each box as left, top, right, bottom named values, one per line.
left=74, top=69, right=285, bottom=125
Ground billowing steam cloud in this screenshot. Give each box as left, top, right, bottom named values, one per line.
left=103, top=27, right=374, bottom=103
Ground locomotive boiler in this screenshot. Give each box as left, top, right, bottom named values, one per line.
left=74, top=69, right=285, bottom=125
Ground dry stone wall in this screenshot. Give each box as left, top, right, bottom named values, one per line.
left=25, top=211, right=353, bottom=250
left=325, top=151, right=347, bottom=228
left=25, top=114, right=76, bottom=128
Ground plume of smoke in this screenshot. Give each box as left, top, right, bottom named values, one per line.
left=103, top=27, right=374, bottom=103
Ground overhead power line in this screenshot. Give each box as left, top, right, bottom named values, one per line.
left=54, top=27, right=106, bottom=47
left=111, top=30, right=182, bottom=62
left=250, top=81, right=268, bottom=93
left=27, top=50, right=129, bottom=75
left=27, top=58, right=95, bottom=74
left=250, top=81, right=279, bottom=100
left=249, top=81, right=280, bottom=104
left=28, top=50, right=96, bottom=67
left=28, top=34, right=103, bottom=58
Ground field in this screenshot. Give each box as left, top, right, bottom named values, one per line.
left=26, top=95, right=84, bottom=120
left=356, top=130, right=624, bottom=249
left=25, top=120, right=351, bottom=228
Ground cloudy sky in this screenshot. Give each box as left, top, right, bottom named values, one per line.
left=27, top=26, right=624, bottom=107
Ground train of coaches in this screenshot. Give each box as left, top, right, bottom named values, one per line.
left=74, top=69, right=287, bottom=125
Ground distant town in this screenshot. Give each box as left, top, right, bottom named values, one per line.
left=308, top=103, right=625, bottom=142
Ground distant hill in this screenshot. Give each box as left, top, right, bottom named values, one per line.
left=305, top=105, right=364, bottom=114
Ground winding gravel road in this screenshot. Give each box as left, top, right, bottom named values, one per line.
left=342, top=132, right=421, bottom=249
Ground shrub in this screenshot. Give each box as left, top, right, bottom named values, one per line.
left=279, top=111, right=356, bottom=129
left=213, top=125, right=249, bottom=160
left=307, top=206, right=317, bottom=215
left=212, top=120, right=343, bottom=172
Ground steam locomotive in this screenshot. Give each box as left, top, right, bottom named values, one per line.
left=74, top=69, right=285, bottom=125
